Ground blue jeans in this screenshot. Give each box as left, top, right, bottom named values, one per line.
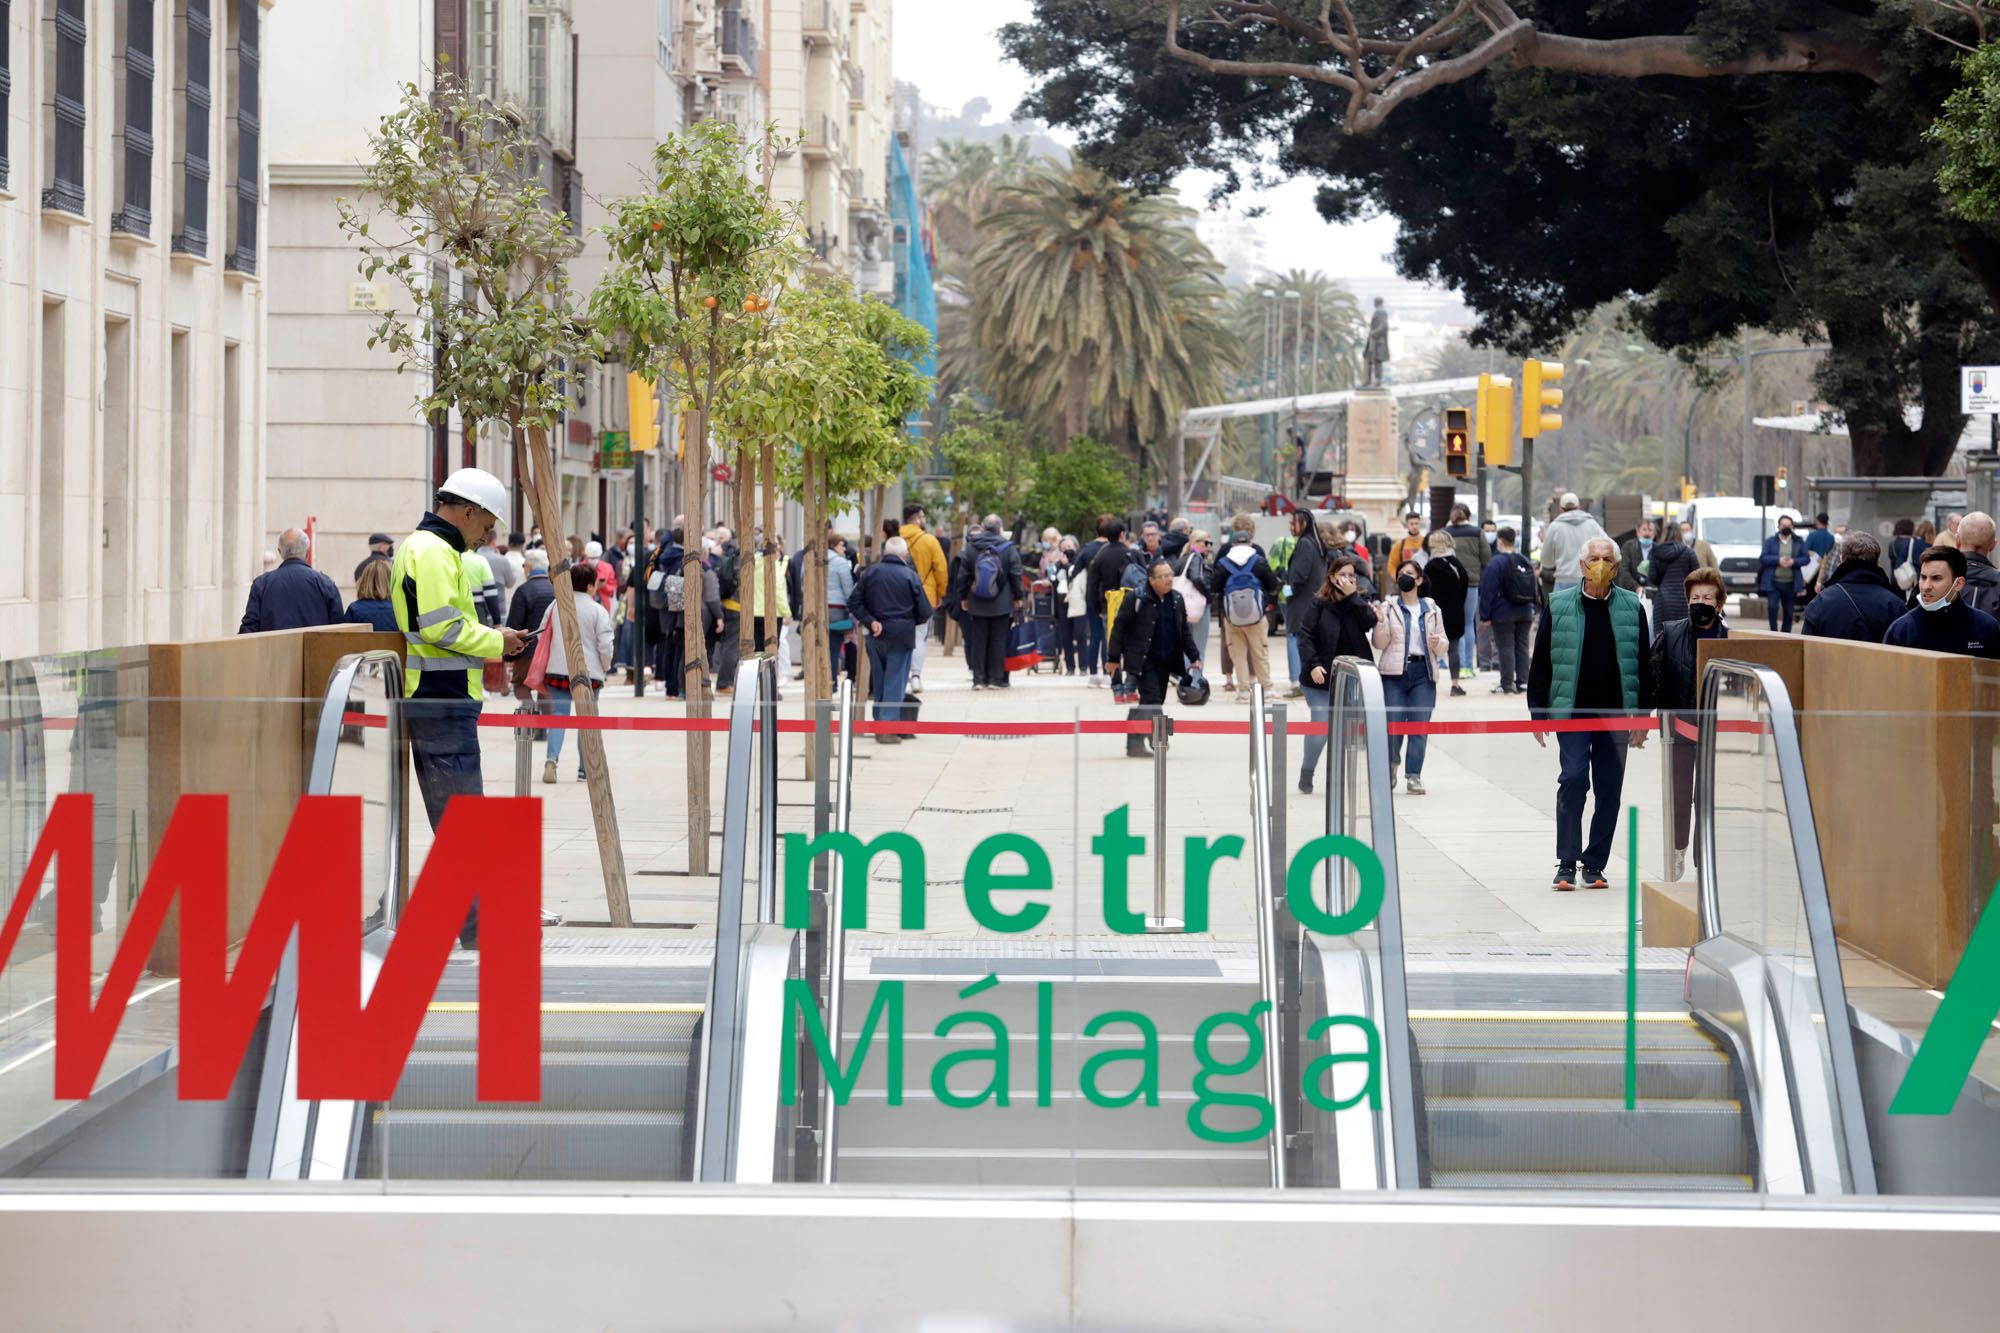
left=1381, top=669, right=1437, bottom=777
left=405, top=696, right=484, bottom=944
left=613, top=619, right=633, bottom=669
left=1459, top=587, right=1479, bottom=672
left=868, top=638, right=913, bottom=726
left=545, top=686, right=583, bottom=772
left=1766, top=583, right=1797, bottom=632
left=1300, top=683, right=1332, bottom=779
left=1556, top=729, right=1630, bottom=870
left=1085, top=612, right=1106, bottom=675
left=1287, top=632, right=1303, bottom=685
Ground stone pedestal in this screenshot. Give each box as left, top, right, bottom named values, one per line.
left=1344, top=390, right=1402, bottom=529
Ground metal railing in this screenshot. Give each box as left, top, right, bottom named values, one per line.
left=249, top=649, right=407, bottom=1180
left=1693, top=659, right=1876, bottom=1194
left=817, top=678, right=856, bottom=1183
left=1246, top=683, right=1287, bottom=1188
left=1316, top=656, right=1418, bottom=1188
left=692, top=656, right=785, bottom=1182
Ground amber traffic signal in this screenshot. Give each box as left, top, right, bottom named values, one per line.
left=1520, top=358, right=1565, bottom=438
left=1475, top=373, right=1514, bottom=466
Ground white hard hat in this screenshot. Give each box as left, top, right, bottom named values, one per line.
left=439, top=467, right=508, bottom=518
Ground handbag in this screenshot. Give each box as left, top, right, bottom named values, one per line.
left=523, top=609, right=556, bottom=691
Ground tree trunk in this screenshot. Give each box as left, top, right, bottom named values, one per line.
left=735, top=446, right=754, bottom=671
left=761, top=439, right=778, bottom=668
left=1061, top=347, right=1091, bottom=446
left=681, top=404, right=713, bottom=877
left=856, top=486, right=874, bottom=704
left=522, top=423, right=632, bottom=927
left=801, top=448, right=826, bottom=780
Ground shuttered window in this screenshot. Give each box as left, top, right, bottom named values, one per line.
left=171, top=0, right=210, bottom=256
left=44, top=0, right=87, bottom=215
left=113, top=0, right=155, bottom=235
left=0, top=1, right=12, bottom=192
left=223, top=0, right=256, bottom=272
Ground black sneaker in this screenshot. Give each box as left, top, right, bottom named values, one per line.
left=1580, top=865, right=1610, bottom=891
left=1552, top=862, right=1577, bottom=892
left=1298, top=772, right=1314, bottom=795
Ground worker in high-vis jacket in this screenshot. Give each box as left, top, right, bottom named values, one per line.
left=392, top=468, right=534, bottom=948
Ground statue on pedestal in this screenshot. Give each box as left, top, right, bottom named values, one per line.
left=1362, top=298, right=1391, bottom=389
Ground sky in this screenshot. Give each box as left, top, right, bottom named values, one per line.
left=892, top=0, right=1408, bottom=284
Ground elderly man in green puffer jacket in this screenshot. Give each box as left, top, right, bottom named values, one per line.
left=1526, top=536, right=1656, bottom=894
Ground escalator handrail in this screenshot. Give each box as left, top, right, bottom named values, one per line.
left=819, top=676, right=856, bottom=1184
left=693, top=656, right=780, bottom=1182
left=1695, top=657, right=1877, bottom=1194
left=1324, top=655, right=1420, bottom=1188
left=1247, top=684, right=1287, bottom=1188
left=249, top=648, right=405, bottom=1180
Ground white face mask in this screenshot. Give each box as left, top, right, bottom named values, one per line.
left=1919, top=591, right=1953, bottom=612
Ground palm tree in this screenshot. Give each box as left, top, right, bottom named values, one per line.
left=922, top=134, right=1041, bottom=263
left=970, top=160, right=1236, bottom=454
left=1229, top=271, right=1365, bottom=396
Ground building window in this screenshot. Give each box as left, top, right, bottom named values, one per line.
left=43, top=0, right=87, bottom=215
left=223, top=0, right=257, bottom=273
left=113, top=0, right=155, bottom=235
left=656, top=0, right=672, bottom=68
left=527, top=14, right=546, bottom=136
left=1, top=1, right=12, bottom=191
left=171, top=0, right=211, bottom=256
left=469, top=0, right=498, bottom=101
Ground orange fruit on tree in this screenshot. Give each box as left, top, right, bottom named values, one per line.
left=702, top=295, right=718, bottom=309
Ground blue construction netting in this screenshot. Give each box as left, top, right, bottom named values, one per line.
left=889, top=136, right=938, bottom=389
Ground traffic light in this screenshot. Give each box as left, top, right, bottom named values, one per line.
left=1520, top=358, right=1565, bottom=438
left=1444, top=406, right=1471, bottom=479
left=1776, top=465, right=1789, bottom=491
left=1476, top=373, right=1514, bottom=466
left=1680, top=476, right=1697, bottom=502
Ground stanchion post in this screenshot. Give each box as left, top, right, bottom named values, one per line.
left=514, top=705, right=532, bottom=797
left=1270, top=706, right=1289, bottom=895
left=1147, top=710, right=1182, bottom=932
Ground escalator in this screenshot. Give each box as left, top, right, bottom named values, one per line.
left=256, top=653, right=791, bottom=1186
left=1315, top=656, right=1873, bottom=1195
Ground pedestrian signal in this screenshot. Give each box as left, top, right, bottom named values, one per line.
left=1521, top=359, right=1564, bottom=438
left=1444, top=407, right=1471, bottom=479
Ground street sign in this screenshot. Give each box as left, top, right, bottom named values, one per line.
left=598, top=431, right=632, bottom=470
left=712, top=463, right=733, bottom=483
left=1963, top=366, right=2000, bottom=414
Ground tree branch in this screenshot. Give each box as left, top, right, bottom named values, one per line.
left=1160, top=0, right=1888, bottom=137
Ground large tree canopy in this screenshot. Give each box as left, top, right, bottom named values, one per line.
left=1002, top=1, right=2000, bottom=475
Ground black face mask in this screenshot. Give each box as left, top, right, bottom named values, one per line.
left=1779, top=527, right=1793, bottom=538
left=1689, top=603, right=1719, bottom=629
left=1397, top=574, right=1418, bottom=593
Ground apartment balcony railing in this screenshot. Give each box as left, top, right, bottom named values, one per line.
left=803, top=0, right=837, bottom=46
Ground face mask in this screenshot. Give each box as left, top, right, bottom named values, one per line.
left=1397, top=574, right=1418, bottom=593
left=1689, top=603, right=1719, bottom=629
left=1919, top=591, right=1953, bottom=612
left=1780, top=528, right=1793, bottom=540
left=1583, top=559, right=1617, bottom=591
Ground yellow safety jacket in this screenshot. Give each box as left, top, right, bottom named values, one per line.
left=392, top=514, right=505, bottom=700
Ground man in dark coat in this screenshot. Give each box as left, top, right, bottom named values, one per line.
left=1282, top=510, right=1331, bottom=698
left=1802, top=533, right=1908, bottom=643
left=1957, top=512, right=2000, bottom=621
left=1884, top=546, right=2000, bottom=659
left=954, top=514, right=1028, bottom=689
left=240, top=528, right=342, bottom=633
left=1477, top=526, right=1538, bottom=695
left=849, top=537, right=935, bottom=741
left=1757, top=514, right=1808, bottom=633
left=1107, top=559, right=1201, bottom=758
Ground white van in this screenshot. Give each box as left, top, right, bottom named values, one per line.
left=1677, top=496, right=1803, bottom=595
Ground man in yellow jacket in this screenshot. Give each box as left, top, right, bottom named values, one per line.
left=392, top=468, right=529, bottom=948
left=900, top=503, right=948, bottom=692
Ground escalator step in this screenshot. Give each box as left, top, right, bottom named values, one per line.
left=387, top=1049, right=688, bottom=1113
left=1425, top=1095, right=1753, bottom=1176
left=1411, top=1018, right=1717, bottom=1052
left=1418, top=1047, right=1733, bottom=1101
left=1430, top=1170, right=1755, bottom=1192
left=413, top=1005, right=703, bottom=1055
left=837, top=1146, right=1271, bottom=1188
left=360, top=1108, right=685, bottom=1182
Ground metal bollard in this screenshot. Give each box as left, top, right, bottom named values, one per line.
left=514, top=701, right=536, bottom=796
left=1147, top=710, right=1182, bottom=932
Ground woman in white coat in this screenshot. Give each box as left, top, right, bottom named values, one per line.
left=540, top=564, right=616, bottom=783
left=1370, top=556, right=1451, bottom=795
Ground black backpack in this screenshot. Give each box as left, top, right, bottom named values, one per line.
left=1503, top=552, right=1539, bottom=606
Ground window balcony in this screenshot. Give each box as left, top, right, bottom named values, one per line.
left=717, top=7, right=758, bottom=78
left=803, top=0, right=837, bottom=46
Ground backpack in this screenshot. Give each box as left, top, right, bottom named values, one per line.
left=1222, top=551, right=1267, bottom=627
left=715, top=550, right=740, bottom=601
left=1503, top=552, right=1539, bottom=606
left=1119, top=556, right=1149, bottom=593
left=972, top=543, right=1007, bottom=600
left=664, top=572, right=686, bottom=613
